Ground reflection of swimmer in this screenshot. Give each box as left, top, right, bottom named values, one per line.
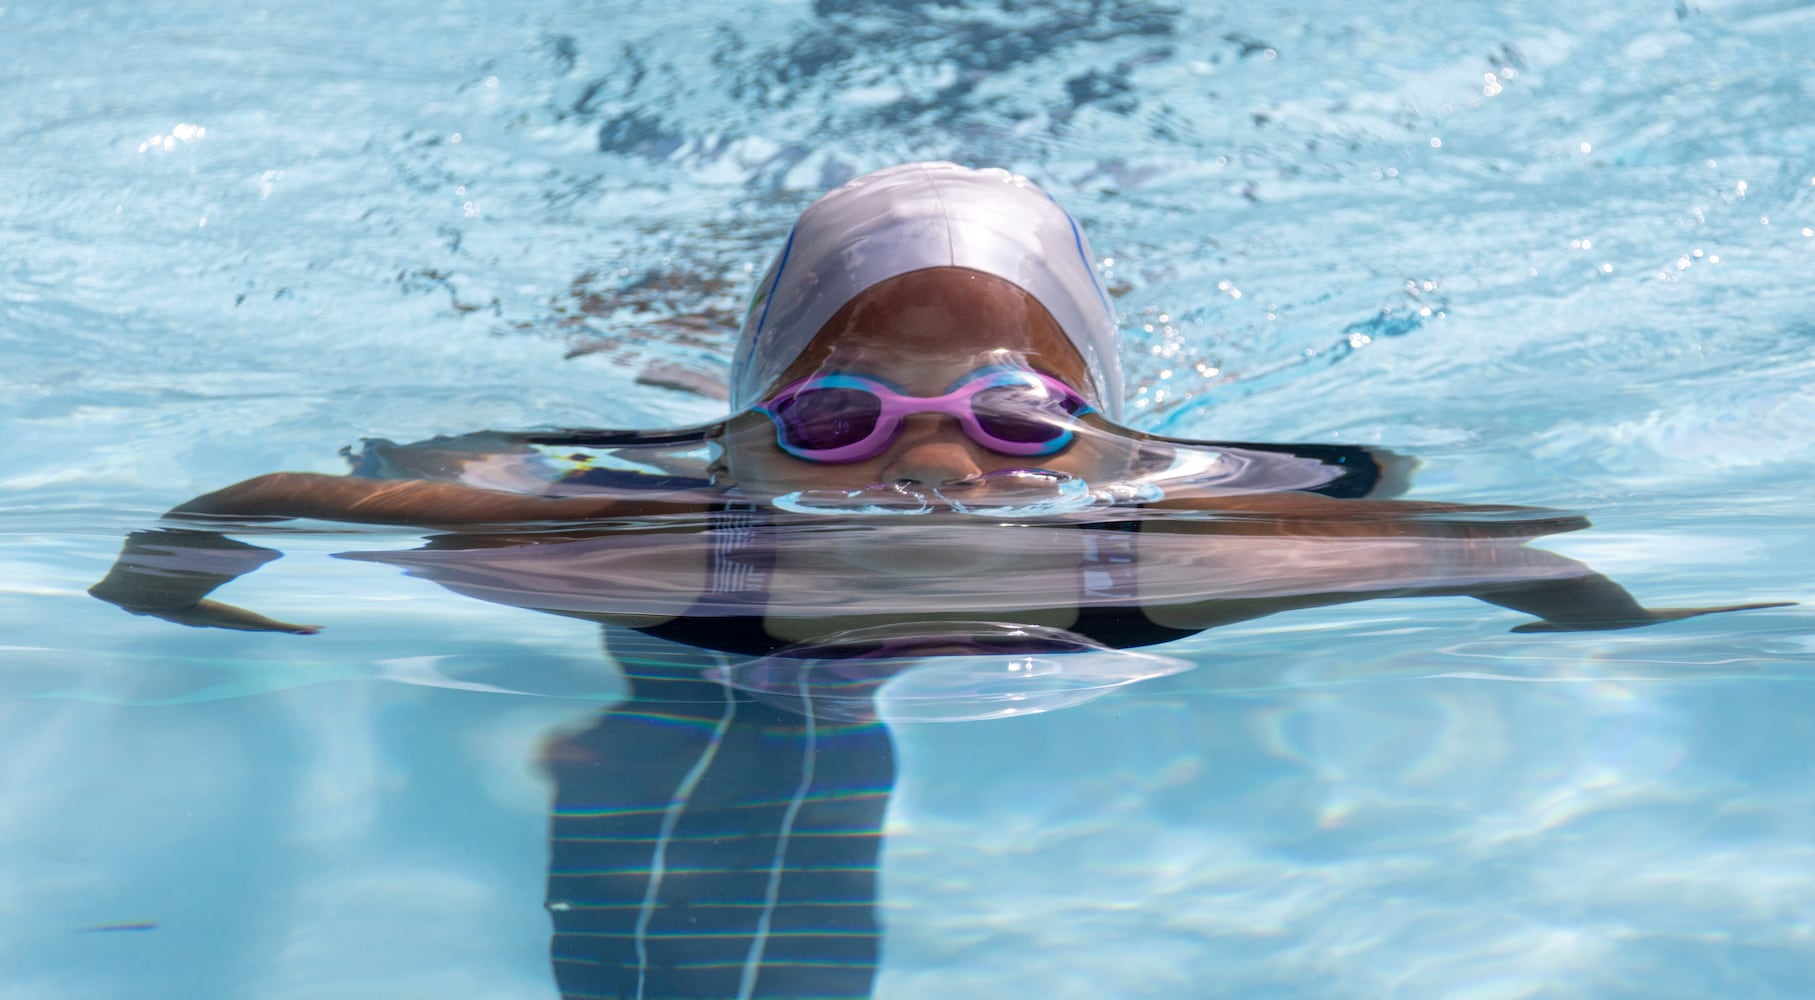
left=89, top=162, right=1787, bottom=999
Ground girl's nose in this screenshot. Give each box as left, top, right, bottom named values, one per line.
left=879, top=416, right=984, bottom=485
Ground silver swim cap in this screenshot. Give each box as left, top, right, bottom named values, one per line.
left=731, top=162, right=1124, bottom=418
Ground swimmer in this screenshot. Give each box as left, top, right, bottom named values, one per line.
left=89, top=161, right=1788, bottom=1000
left=91, top=161, right=1782, bottom=644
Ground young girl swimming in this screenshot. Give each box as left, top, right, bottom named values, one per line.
left=89, top=161, right=1785, bottom=1000
left=89, top=161, right=1774, bottom=644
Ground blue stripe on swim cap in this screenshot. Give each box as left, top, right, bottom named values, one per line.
left=734, top=224, right=798, bottom=390
left=754, top=224, right=798, bottom=340
left=1064, top=213, right=1113, bottom=315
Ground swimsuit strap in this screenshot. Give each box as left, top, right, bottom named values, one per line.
left=1072, top=518, right=1198, bottom=648
left=629, top=497, right=791, bottom=656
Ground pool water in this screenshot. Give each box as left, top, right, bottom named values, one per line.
left=4, top=1, right=1812, bottom=997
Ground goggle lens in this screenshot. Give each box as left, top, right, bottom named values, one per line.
left=971, top=382, right=1087, bottom=443
left=771, top=387, right=882, bottom=451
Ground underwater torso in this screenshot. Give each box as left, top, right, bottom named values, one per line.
left=624, top=502, right=1198, bottom=656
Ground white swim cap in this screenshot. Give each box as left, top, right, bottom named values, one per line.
left=731, top=162, right=1124, bottom=418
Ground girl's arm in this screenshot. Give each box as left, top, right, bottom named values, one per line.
left=92, top=472, right=704, bottom=632
left=88, top=529, right=318, bottom=633
left=1470, top=573, right=1791, bottom=632
left=172, top=472, right=681, bottom=524
left=1147, top=492, right=1788, bottom=630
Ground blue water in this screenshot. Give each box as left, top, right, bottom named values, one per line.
left=4, top=1, right=1813, bottom=997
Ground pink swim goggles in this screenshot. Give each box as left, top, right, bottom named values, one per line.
left=756, top=367, right=1095, bottom=463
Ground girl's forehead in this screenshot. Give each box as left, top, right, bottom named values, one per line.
left=810, top=349, right=1040, bottom=394
left=770, top=269, right=1094, bottom=389
left=788, top=330, right=1088, bottom=396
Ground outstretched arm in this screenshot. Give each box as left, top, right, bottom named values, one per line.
left=172, top=472, right=680, bottom=524
left=1142, top=493, right=1789, bottom=632
left=92, top=472, right=704, bottom=632
left=1472, top=573, right=1792, bottom=632
left=1150, top=490, right=1593, bottom=540
left=87, top=529, right=320, bottom=633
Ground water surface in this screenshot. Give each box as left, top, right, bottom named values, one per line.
left=3, top=1, right=1812, bottom=997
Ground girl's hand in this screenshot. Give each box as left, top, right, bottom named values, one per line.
left=101, top=593, right=321, bottom=634
left=1511, top=601, right=1794, bottom=633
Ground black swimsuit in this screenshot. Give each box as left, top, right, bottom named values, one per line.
left=628, top=505, right=1197, bottom=656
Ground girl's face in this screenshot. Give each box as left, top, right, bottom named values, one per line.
left=722, top=268, right=1135, bottom=500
